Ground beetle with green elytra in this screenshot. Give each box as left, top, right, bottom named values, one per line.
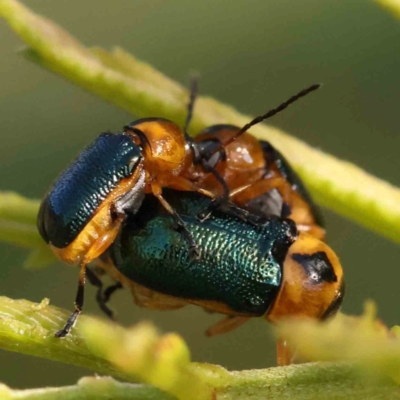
left=93, top=189, right=343, bottom=366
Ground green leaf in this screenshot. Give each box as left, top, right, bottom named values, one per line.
left=1, top=0, right=400, bottom=245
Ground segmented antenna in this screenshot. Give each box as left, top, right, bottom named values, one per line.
left=214, top=83, right=321, bottom=153
left=183, top=74, right=199, bottom=139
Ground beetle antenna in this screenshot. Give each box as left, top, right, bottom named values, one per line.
left=183, top=73, right=199, bottom=140
left=217, top=83, right=321, bottom=152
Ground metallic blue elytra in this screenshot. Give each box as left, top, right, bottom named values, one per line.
left=110, top=190, right=297, bottom=316
left=37, top=133, right=142, bottom=248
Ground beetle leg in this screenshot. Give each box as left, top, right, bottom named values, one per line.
left=55, top=262, right=87, bottom=338
left=205, top=315, right=250, bottom=336
left=230, top=176, right=290, bottom=214
left=196, top=184, right=266, bottom=224
left=86, top=267, right=120, bottom=320
left=196, top=172, right=290, bottom=225
left=276, top=337, right=296, bottom=366
left=103, top=282, right=123, bottom=304
left=55, top=216, right=126, bottom=338
left=152, top=183, right=200, bottom=260
left=229, top=176, right=295, bottom=222
left=248, top=181, right=325, bottom=237
left=200, top=161, right=230, bottom=198
left=232, top=177, right=326, bottom=238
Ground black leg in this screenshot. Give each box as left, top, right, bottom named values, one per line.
left=55, top=263, right=86, bottom=338
left=156, top=191, right=200, bottom=260
left=281, top=202, right=292, bottom=219
left=196, top=161, right=232, bottom=221
left=198, top=165, right=291, bottom=223
left=200, top=161, right=230, bottom=199
left=103, top=282, right=123, bottom=304
left=172, top=210, right=200, bottom=260
left=86, top=267, right=116, bottom=319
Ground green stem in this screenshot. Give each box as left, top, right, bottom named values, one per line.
left=223, top=364, right=400, bottom=399
left=0, top=297, right=132, bottom=381
left=0, top=377, right=174, bottom=400
left=1, top=366, right=400, bottom=400
left=1, top=296, right=400, bottom=400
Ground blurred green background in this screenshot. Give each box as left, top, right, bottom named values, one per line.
left=1, top=0, right=400, bottom=389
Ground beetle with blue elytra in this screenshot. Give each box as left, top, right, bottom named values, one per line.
left=37, top=81, right=338, bottom=347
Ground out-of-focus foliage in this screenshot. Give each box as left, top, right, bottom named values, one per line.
left=2, top=0, right=400, bottom=246
left=1, top=296, right=400, bottom=399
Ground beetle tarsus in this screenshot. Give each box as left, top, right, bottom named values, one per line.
left=189, top=244, right=201, bottom=261
left=55, top=263, right=86, bottom=337
left=55, top=309, right=80, bottom=338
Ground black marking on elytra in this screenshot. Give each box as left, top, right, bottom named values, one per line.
left=322, top=280, right=345, bottom=319
left=271, top=219, right=298, bottom=268
left=292, top=251, right=337, bottom=284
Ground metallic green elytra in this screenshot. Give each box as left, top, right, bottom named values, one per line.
left=110, top=189, right=298, bottom=316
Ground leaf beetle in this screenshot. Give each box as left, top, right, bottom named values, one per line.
left=95, top=189, right=344, bottom=365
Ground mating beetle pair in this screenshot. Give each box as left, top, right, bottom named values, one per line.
left=37, top=81, right=344, bottom=365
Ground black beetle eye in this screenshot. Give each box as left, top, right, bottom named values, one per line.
left=195, top=139, right=225, bottom=167
left=206, top=151, right=222, bottom=169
